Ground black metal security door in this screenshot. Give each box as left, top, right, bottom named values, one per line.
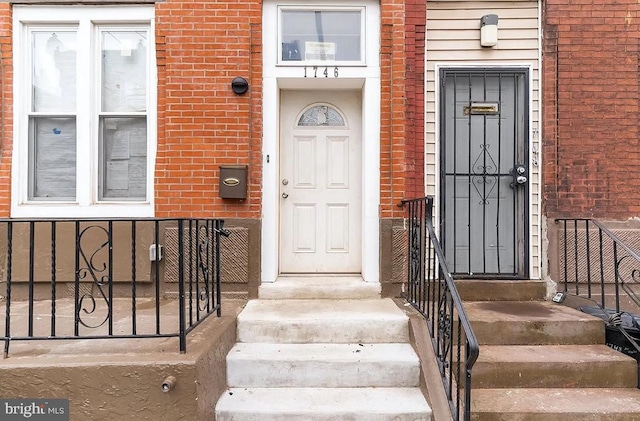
left=440, top=69, right=529, bottom=278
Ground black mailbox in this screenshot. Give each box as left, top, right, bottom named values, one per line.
left=219, top=165, right=247, bottom=199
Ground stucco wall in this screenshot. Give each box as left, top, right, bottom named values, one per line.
left=1, top=301, right=241, bottom=420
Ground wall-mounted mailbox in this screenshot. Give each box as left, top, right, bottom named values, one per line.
left=219, top=165, right=248, bottom=199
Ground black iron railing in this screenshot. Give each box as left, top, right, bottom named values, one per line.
left=556, top=219, right=640, bottom=312
left=1, top=218, right=230, bottom=357
left=401, top=196, right=479, bottom=421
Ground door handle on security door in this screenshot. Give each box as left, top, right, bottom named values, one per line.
left=282, top=193, right=289, bottom=199
left=509, top=165, right=528, bottom=188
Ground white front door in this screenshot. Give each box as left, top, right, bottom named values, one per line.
left=279, top=90, right=362, bottom=273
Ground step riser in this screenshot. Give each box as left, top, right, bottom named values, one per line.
left=470, top=320, right=604, bottom=345
left=471, top=413, right=640, bottom=421
left=237, top=320, right=409, bottom=343
left=217, top=411, right=430, bottom=421
left=258, top=288, right=381, bottom=300
left=456, top=280, right=547, bottom=302
left=227, top=359, right=420, bottom=388
left=473, top=360, right=638, bottom=388
left=259, top=277, right=381, bottom=300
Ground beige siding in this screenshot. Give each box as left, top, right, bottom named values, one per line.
left=426, top=1, right=542, bottom=278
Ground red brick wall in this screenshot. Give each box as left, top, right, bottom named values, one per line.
left=155, top=0, right=262, bottom=218
left=380, top=0, right=407, bottom=218
left=0, top=3, right=12, bottom=218
left=404, top=0, right=426, bottom=202
left=543, top=1, right=640, bottom=219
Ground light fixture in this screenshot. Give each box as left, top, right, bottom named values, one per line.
left=480, top=14, right=498, bottom=48
left=231, top=77, right=249, bottom=95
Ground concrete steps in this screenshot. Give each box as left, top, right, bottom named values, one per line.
left=215, top=286, right=431, bottom=421
left=462, top=280, right=640, bottom=421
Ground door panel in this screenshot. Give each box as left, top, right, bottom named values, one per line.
left=280, top=90, right=362, bottom=273
left=441, top=70, right=528, bottom=278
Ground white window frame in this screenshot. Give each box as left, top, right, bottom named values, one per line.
left=277, top=6, right=367, bottom=66
left=12, top=5, right=157, bottom=218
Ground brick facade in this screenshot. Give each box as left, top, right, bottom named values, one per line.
left=0, top=3, right=12, bottom=218
left=543, top=0, right=640, bottom=219
left=404, top=0, right=426, bottom=202
left=155, top=0, right=263, bottom=219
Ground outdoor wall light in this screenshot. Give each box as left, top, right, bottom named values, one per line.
left=480, top=14, right=498, bottom=47
left=231, top=77, right=249, bottom=95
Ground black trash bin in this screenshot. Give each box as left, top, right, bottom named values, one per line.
left=580, top=306, right=640, bottom=388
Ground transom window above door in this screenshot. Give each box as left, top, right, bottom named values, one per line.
left=279, top=7, right=365, bottom=65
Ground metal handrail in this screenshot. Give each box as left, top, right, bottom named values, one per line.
left=401, top=196, right=480, bottom=421
left=555, top=218, right=640, bottom=360
left=556, top=218, right=640, bottom=312
left=1, top=218, right=229, bottom=357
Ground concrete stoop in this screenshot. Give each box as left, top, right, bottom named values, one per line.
left=215, top=279, right=432, bottom=421
left=463, top=280, right=640, bottom=421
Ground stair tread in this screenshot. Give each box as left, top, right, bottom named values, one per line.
left=464, top=300, right=605, bottom=345
left=237, top=299, right=409, bottom=343
left=216, top=387, right=431, bottom=418
left=228, top=342, right=419, bottom=362
left=477, top=344, right=636, bottom=363
left=464, top=300, right=604, bottom=322
left=473, top=345, right=638, bottom=388
left=473, top=388, right=640, bottom=414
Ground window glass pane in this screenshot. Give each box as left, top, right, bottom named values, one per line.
left=281, top=10, right=362, bottom=62
left=32, top=31, right=77, bottom=112
left=29, top=117, right=76, bottom=200
left=102, top=31, right=147, bottom=112
left=100, top=117, right=147, bottom=200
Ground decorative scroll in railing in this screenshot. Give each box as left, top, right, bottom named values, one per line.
left=401, top=196, right=479, bottom=421
left=1, top=218, right=230, bottom=358
left=556, top=218, right=640, bottom=312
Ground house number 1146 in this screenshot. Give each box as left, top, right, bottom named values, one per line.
left=304, top=67, right=339, bottom=78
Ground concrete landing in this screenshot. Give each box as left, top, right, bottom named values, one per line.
left=259, top=276, right=381, bottom=299
left=216, top=387, right=432, bottom=421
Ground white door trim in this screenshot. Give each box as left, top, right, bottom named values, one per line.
left=261, top=79, right=380, bottom=283
left=261, top=0, right=380, bottom=284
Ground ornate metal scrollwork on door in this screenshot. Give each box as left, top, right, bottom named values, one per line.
left=472, top=144, right=499, bottom=205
